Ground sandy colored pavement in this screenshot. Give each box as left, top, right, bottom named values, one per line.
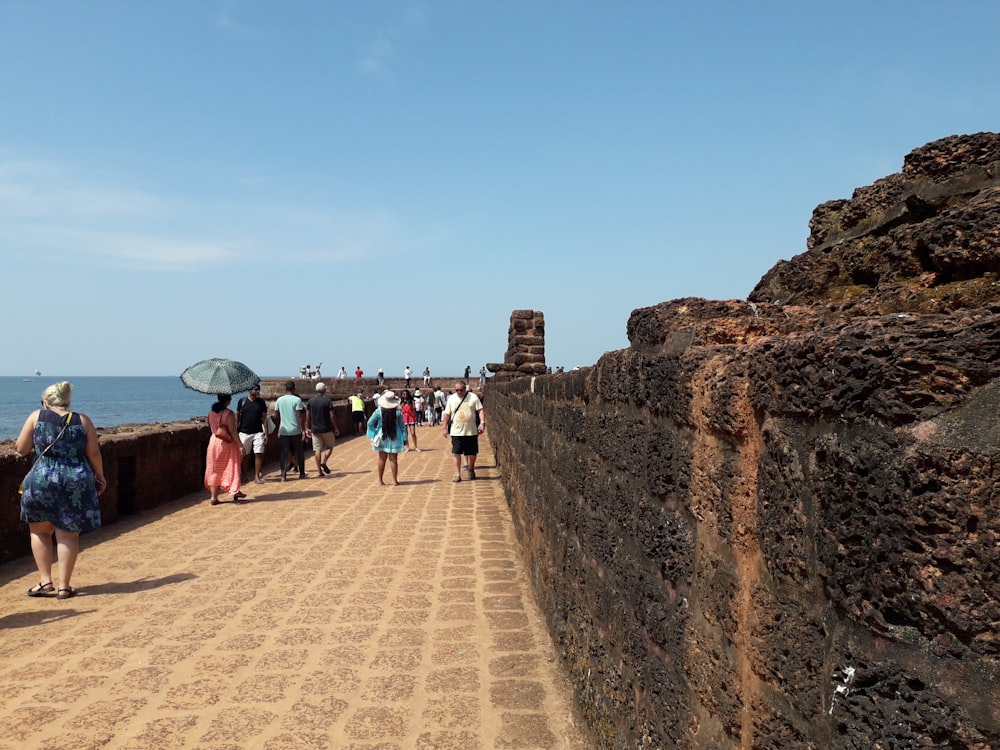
left=0, top=430, right=594, bottom=750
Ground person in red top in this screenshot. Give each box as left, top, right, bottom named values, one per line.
left=401, top=391, right=420, bottom=451
left=355, top=366, right=364, bottom=380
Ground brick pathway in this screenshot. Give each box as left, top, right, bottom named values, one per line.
left=0, top=430, right=593, bottom=749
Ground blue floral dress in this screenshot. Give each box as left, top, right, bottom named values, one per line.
left=366, top=408, right=408, bottom=453
left=20, top=409, right=101, bottom=533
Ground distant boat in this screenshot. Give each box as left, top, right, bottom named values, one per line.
left=22, top=378, right=34, bottom=382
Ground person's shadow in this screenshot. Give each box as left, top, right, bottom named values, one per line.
left=0, top=609, right=81, bottom=629
left=79, top=572, right=196, bottom=596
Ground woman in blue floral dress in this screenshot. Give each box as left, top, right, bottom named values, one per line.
left=15, top=382, right=107, bottom=600
left=366, top=391, right=408, bottom=485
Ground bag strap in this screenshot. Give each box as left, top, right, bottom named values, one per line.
left=447, top=392, right=469, bottom=429
left=38, top=411, right=73, bottom=459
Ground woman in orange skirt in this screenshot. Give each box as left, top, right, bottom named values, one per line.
left=205, top=394, right=245, bottom=504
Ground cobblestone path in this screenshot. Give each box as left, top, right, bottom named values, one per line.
left=0, top=430, right=593, bottom=750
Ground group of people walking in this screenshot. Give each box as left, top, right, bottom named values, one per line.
left=14, top=377, right=485, bottom=602
left=366, top=381, right=485, bottom=484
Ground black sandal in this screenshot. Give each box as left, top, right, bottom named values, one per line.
left=56, top=587, right=77, bottom=600
left=27, top=581, right=55, bottom=597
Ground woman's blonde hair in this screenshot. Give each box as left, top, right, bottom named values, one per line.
left=42, top=381, right=73, bottom=409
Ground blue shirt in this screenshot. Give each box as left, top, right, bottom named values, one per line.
left=275, top=393, right=304, bottom=436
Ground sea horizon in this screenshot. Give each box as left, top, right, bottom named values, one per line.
left=0, top=375, right=285, bottom=442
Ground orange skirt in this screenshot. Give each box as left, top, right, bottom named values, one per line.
left=205, top=435, right=242, bottom=493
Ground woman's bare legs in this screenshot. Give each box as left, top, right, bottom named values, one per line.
left=408, top=426, right=419, bottom=451
left=54, top=528, right=80, bottom=590
left=377, top=452, right=388, bottom=485
left=28, top=521, right=55, bottom=585
left=387, top=453, right=400, bottom=485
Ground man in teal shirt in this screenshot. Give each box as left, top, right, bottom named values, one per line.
left=273, top=380, right=307, bottom=480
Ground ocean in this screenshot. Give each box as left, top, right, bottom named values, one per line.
left=0, top=376, right=241, bottom=442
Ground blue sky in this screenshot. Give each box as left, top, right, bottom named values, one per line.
left=2, top=1, right=998, bottom=379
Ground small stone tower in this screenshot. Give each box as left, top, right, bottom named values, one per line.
left=487, top=309, right=546, bottom=380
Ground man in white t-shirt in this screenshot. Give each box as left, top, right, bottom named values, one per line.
left=442, top=381, right=485, bottom=482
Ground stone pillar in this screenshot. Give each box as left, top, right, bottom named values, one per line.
left=487, top=309, right=547, bottom=380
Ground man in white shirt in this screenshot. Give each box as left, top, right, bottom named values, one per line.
left=441, top=381, right=485, bottom=482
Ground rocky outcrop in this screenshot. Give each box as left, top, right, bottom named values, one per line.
left=488, top=133, right=1000, bottom=748
left=751, top=132, right=1000, bottom=315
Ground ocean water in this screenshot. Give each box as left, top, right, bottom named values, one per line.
left=0, top=376, right=238, bottom=442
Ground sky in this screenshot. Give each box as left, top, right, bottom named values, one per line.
left=2, top=1, right=998, bottom=379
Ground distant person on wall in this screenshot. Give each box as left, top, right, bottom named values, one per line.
left=16, top=381, right=107, bottom=600
left=423, top=367, right=431, bottom=386
left=337, top=366, right=347, bottom=379
left=377, top=368, right=385, bottom=385
left=307, top=382, right=339, bottom=475
left=442, top=381, right=485, bottom=482
left=355, top=366, right=364, bottom=380
left=274, top=380, right=307, bottom=481
left=349, top=391, right=367, bottom=435
left=464, top=365, right=472, bottom=381
left=404, top=365, right=412, bottom=389
left=402, top=392, right=420, bottom=451
left=237, top=383, right=269, bottom=484
left=366, top=390, right=408, bottom=486
left=205, top=393, right=246, bottom=505
left=479, top=366, right=487, bottom=387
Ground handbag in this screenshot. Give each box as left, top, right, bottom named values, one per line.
left=370, top=433, right=382, bottom=449
left=19, top=411, right=73, bottom=495
left=215, top=424, right=234, bottom=443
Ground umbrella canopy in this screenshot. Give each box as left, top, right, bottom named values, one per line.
left=180, top=358, right=260, bottom=395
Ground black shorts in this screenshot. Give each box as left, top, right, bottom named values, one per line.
left=352, top=411, right=366, bottom=424
left=450, top=435, right=479, bottom=456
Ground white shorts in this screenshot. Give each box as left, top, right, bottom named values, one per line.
left=239, top=432, right=265, bottom=455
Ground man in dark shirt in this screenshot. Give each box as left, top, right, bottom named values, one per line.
left=237, top=383, right=269, bottom=483
left=306, top=382, right=339, bottom=475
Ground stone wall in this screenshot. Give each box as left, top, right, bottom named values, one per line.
left=487, top=133, right=1000, bottom=748
left=487, top=300, right=1000, bottom=748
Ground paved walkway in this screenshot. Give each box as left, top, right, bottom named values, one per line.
left=0, top=430, right=593, bottom=749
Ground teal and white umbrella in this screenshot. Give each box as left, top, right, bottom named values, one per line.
left=180, top=358, right=260, bottom=395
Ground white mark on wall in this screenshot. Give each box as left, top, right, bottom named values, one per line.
left=829, top=665, right=856, bottom=715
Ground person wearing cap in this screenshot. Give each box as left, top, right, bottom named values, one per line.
left=273, top=380, right=307, bottom=481
left=366, top=390, right=409, bottom=486
left=349, top=391, right=366, bottom=435
left=236, top=383, right=269, bottom=484
left=442, top=381, right=485, bottom=482
left=307, top=382, right=339, bottom=475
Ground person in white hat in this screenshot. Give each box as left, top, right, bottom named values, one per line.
left=366, top=391, right=409, bottom=486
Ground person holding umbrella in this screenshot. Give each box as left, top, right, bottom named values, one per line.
left=179, top=358, right=260, bottom=503
left=205, top=394, right=245, bottom=504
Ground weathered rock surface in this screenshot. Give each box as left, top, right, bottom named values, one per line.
left=489, top=133, right=1000, bottom=748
